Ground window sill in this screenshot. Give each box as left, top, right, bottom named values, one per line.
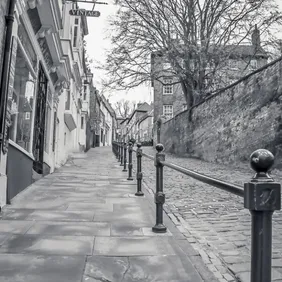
left=9, top=139, right=35, bottom=161
left=163, top=93, right=173, bottom=95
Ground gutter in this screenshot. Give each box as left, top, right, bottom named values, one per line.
left=0, top=0, right=17, bottom=154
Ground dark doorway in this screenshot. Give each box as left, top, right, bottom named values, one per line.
left=32, top=64, right=48, bottom=174
left=95, top=135, right=100, bottom=147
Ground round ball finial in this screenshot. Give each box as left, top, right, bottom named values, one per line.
left=137, top=143, right=142, bottom=148
left=156, top=143, right=164, bottom=153
left=250, top=149, right=274, bottom=173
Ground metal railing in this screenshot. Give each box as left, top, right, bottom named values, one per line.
left=111, top=140, right=281, bottom=282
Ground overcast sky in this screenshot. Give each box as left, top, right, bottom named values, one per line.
left=84, top=0, right=282, bottom=105
left=83, top=0, right=152, bottom=106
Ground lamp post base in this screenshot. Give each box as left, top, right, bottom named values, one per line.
left=135, top=191, right=144, bottom=196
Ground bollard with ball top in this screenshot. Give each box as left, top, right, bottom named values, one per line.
left=118, top=139, right=121, bottom=162
left=127, top=141, right=133, bottom=180
left=122, top=142, right=127, bottom=172
left=244, top=149, right=281, bottom=282
left=152, top=143, right=167, bottom=233
left=135, top=143, right=144, bottom=196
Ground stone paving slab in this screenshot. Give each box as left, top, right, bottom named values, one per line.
left=0, top=254, right=86, bottom=282
left=0, top=234, right=94, bottom=255
left=83, top=255, right=202, bottom=282
left=93, top=236, right=176, bottom=256
left=26, top=221, right=111, bottom=236
left=66, top=202, right=114, bottom=211
left=0, top=220, right=34, bottom=234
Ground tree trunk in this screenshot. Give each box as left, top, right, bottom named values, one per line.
left=181, top=81, right=194, bottom=122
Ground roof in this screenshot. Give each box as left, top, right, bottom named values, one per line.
left=216, top=45, right=268, bottom=59
left=152, top=43, right=268, bottom=62
left=100, top=95, right=115, bottom=117
left=138, top=109, right=154, bottom=124
left=127, top=102, right=152, bottom=124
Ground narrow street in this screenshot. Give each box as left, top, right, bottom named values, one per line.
left=0, top=147, right=215, bottom=282
left=135, top=147, right=282, bottom=282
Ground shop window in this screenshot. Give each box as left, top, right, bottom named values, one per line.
left=9, top=44, right=36, bottom=151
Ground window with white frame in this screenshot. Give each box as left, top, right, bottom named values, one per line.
left=228, top=59, right=239, bottom=69
left=73, top=18, right=79, bottom=47
left=163, top=105, right=173, bottom=119
left=250, top=59, right=257, bottom=70
left=163, top=78, right=173, bottom=95
left=163, top=62, right=171, bottom=70
left=25, top=112, right=31, bottom=120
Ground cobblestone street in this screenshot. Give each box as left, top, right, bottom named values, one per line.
left=133, top=147, right=282, bottom=282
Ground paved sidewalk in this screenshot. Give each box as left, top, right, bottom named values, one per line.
left=0, top=147, right=216, bottom=282
left=135, top=146, right=282, bottom=282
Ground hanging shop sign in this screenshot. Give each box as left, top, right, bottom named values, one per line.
left=69, top=9, right=101, bottom=17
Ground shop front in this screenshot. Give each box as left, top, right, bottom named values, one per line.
left=5, top=1, right=61, bottom=203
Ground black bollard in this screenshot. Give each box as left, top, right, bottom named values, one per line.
left=118, top=141, right=121, bottom=162
left=244, top=149, right=281, bottom=282
left=122, top=142, right=127, bottom=172
left=152, top=144, right=167, bottom=233
left=120, top=139, right=124, bottom=166
left=135, top=143, right=144, bottom=196
left=127, top=142, right=133, bottom=180
left=115, top=142, right=119, bottom=159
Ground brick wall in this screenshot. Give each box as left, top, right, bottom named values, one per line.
left=160, top=59, right=282, bottom=167
left=0, top=0, right=8, bottom=86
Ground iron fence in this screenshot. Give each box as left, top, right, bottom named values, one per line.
left=111, top=140, right=281, bottom=282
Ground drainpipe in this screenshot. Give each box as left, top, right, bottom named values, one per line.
left=0, top=0, right=17, bottom=152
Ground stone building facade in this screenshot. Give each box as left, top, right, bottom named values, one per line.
left=89, top=85, right=101, bottom=147
left=125, top=102, right=152, bottom=141
left=152, top=26, right=268, bottom=123
left=0, top=0, right=92, bottom=208
left=99, top=95, right=116, bottom=147
left=137, top=109, right=154, bottom=143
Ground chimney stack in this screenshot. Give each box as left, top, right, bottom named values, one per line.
left=252, top=24, right=261, bottom=48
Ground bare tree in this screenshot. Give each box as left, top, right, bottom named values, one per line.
left=103, top=0, right=282, bottom=117
left=114, top=99, right=136, bottom=118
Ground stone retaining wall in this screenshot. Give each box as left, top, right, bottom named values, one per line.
left=160, top=59, right=282, bottom=167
